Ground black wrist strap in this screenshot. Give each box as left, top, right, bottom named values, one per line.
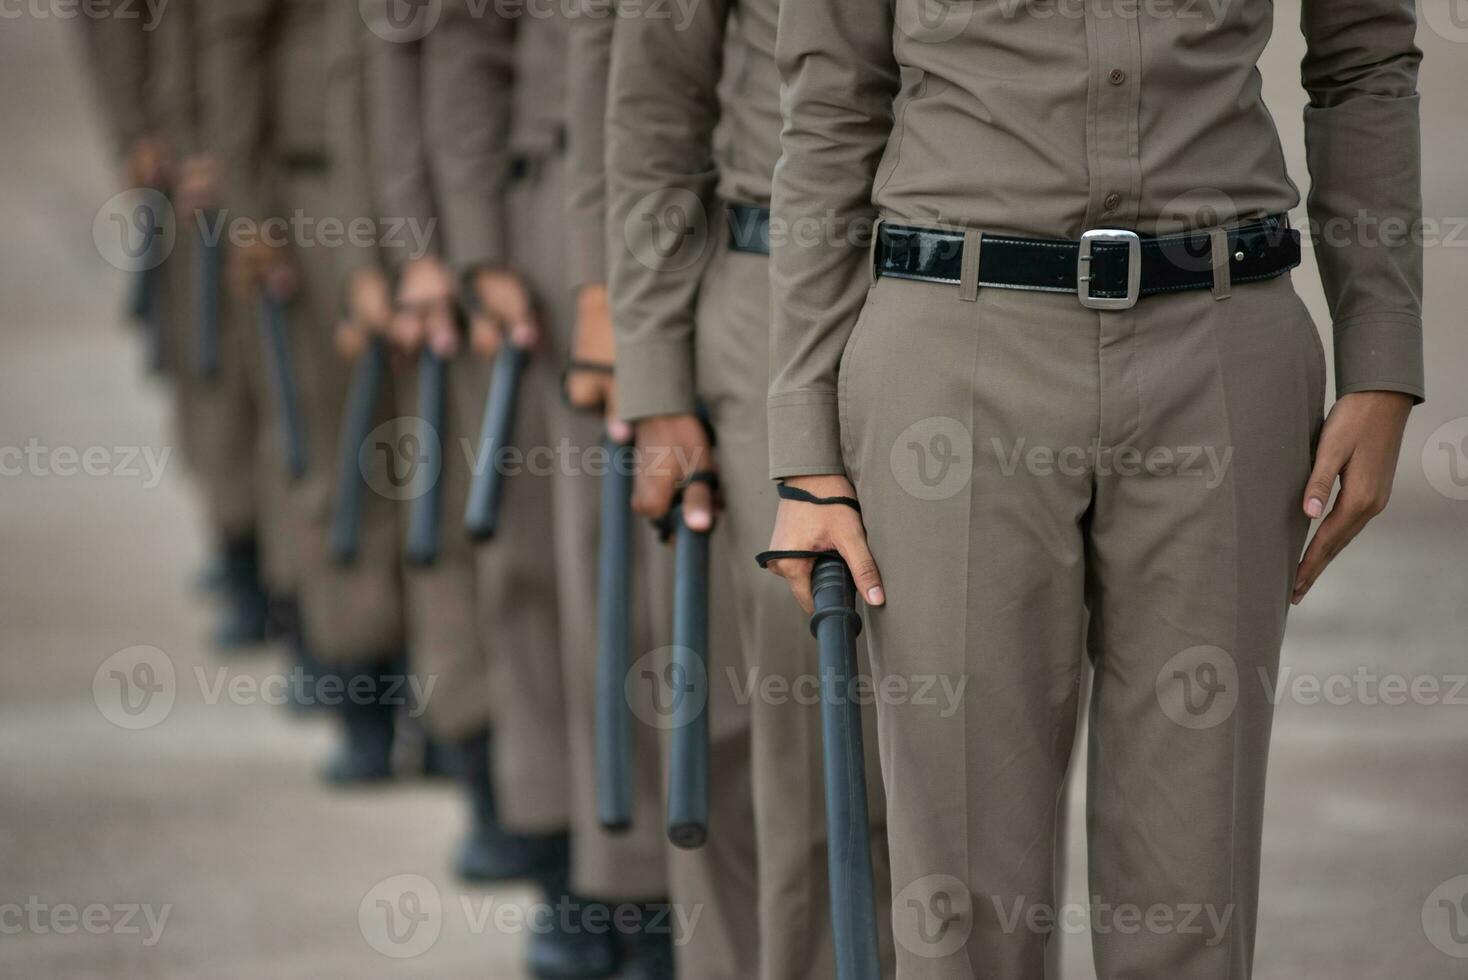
left=559, top=360, right=616, bottom=413
left=775, top=482, right=862, bottom=514
left=755, top=548, right=841, bottom=570
left=754, top=483, right=860, bottom=568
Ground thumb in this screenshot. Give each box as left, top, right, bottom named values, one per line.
left=834, top=524, right=884, bottom=607
left=1303, top=439, right=1349, bottom=520
left=682, top=477, right=717, bottom=533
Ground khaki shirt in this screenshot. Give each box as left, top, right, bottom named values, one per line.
left=81, top=0, right=200, bottom=159
left=604, top=0, right=781, bottom=420
left=366, top=0, right=565, bottom=272
left=564, top=0, right=615, bottom=291
left=767, top=0, right=1424, bottom=479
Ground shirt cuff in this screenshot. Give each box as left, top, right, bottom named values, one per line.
left=614, top=338, right=698, bottom=421
left=1333, top=312, right=1425, bottom=403
left=767, top=391, right=844, bottom=479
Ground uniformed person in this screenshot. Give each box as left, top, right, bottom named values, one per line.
left=197, top=0, right=409, bottom=782
left=566, top=1, right=764, bottom=977
left=362, top=1, right=675, bottom=974
left=603, top=0, right=896, bottom=975
left=763, top=0, right=1423, bottom=977
left=79, top=0, right=270, bottom=650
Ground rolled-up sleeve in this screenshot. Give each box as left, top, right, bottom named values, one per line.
left=1301, top=0, right=1425, bottom=402
left=767, top=0, right=899, bottom=477
left=604, top=0, right=726, bottom=421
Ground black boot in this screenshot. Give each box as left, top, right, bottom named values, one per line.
left=527, top=846, right=620, bottom=980
left=615, top=904, right=676, bottom=980
left=455, top=731, right=569, bottom=882
left=322, top=661, right=400, bottom=786
left=211, top=535, right=270, bottom=650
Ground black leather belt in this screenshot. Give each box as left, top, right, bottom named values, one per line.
left=279, top=148, right=331, bottom=174
left=727, top=203, right=771, bottom=256
left=875, top=215, right=1299, bottom=310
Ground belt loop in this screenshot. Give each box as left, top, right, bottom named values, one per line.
left=1209, top=227, right=1232, bottom=300
left=959, top=229, right=984, bottom=302
left=869, top=217, right=885, bottom=287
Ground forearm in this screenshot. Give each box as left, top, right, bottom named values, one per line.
left=604, top=0, right=726, bottom=421
left=1301, top=0, right=1424, bottom=402
left=766, top=0, right=899, bottom=477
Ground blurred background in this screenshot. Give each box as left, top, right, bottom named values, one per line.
left=0, top=4, right=1463, bottom=979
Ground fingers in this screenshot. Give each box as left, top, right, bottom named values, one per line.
left=1292, top=481, right=1384, bottom=604
left=468, top=314, right=502, bottom=359
left=422, top=302, right=460, bottom=358
left=565, top=369, right=608, bottom=412
left=604, top=386, right=632, bottom=445
left=391, top=306, right=425, bottom=356
left=832, top=522, right=885, bottom=607
left=682, top=478, right=716, bottom=533
left=631, top=463, right=678, bottom=522
left=770, top=557, right=816, bottom=615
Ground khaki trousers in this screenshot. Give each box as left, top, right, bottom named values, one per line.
left=241, top=173, right=405, bottom=664
left=839, top=270, right=1323, bottom=979
left=477, top=152, right=668, bottom=901
left=694, top=236, right=894, bottom=980
left=168, top=220, right=260, bottom=541
left=399, top=356, right=495, bottom=739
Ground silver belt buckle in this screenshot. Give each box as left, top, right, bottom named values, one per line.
left=1077, top=229, right=1142, bottom=310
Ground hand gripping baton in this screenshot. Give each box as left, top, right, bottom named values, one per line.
left=258, top=293, right=308, bottom=481
left=812, top=555, right=882, bottom=980
left=666, top=501, right=712, bottom=850
left=595, top=435, right=637, bottom=831
left=463, top=346, right=527, bottom=540
left=405, top=351, right=448, bottom=565
left=327, top=336, right=387, bottom=564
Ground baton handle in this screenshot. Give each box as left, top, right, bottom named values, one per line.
left=191, top=217, right=222, bottom=381
left=327, top=337, right=387, bottom=565
left=406, top=351, right=448, bottom=566
left=463, top=346, right=527, bottom=541
left=259, top=294, right=308, bottom=481
left=596, top=436, right=636, bottom=831
left=811, top=556, right=882, bottom=980
left=666, top=505, right=711, bottom=849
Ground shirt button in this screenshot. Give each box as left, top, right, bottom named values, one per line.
left=1108, top=68, right=1126, bottom=85
left=1103, top=192, right=1122, bottom=212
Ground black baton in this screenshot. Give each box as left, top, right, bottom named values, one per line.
left=126, top=200, right=167, bottom=376
left=811, top=556, right=882, bottom=980
left=406, top=351, right=448, bottom=565
left=666, top=503, right=712, bottom=849
left=463, top=346, right=527, bottom=540
left=191, top=216, right=222, bottom=381
left=327, top=336, right=387, bottom=565
left=258, top=293, right=308, bottom=481
left=595, top=435, right=636, bottom=831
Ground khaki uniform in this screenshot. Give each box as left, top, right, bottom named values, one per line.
left=81, top=0, right=260, bottom=542
left=605, top=0, right=896, bottom=976
left=768, top=1, right=1422, bottom=977
left=365, top=0, right=669, bottom=900
left=199, top=0, right=403, bottom=664
left=362, top=1, right=493, bottom=741
left=567, top=3, right=762, bottom=976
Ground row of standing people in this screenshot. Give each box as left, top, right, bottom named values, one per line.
left=77, top=0, right=893, bottom=977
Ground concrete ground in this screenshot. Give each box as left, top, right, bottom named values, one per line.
left=1, top=7, right=1465, bottom=980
